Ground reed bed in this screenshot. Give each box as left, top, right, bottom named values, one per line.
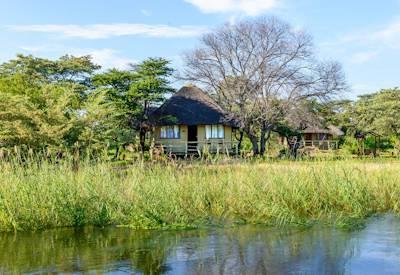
left=0, top=158, right=400, bottom=231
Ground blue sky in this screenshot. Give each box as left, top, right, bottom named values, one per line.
left=1, top=0, right=399, bottom=98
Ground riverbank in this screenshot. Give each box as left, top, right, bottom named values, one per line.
left=1, top=159, right=400, bottom=231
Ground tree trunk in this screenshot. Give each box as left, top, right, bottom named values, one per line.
left=113, top=146, right=120, bottom=160
left=139, top=100, right=148, bottom=155
left=237, top=130, right=244, bottom=154
left=286, top=136, right=300, bottom=159
left=243, top=128, right=259, bottom=156
left=259, top=128, right=271, bottom=156
left=250, top=135, right=259, bottom=156
left=139, top=128, right=146, bottom=154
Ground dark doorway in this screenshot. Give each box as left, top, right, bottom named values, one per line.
left=188, top=125, right=198, bottom=142
left=187, top=125, right=198, bottom=154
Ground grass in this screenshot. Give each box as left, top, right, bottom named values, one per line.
left=0, top=157, right=400, bottom=232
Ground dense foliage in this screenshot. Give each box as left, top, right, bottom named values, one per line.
left=321, top=88, right=400, bottom=155
left=0, top=55, right=174, bottom=155
left=0, top=52, right=398, bottom=157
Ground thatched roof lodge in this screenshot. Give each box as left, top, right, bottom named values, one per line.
left=150, top=86, right=239, bottom=155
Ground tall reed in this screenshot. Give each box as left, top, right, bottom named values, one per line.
left=0, top=157, right=399, bottom=231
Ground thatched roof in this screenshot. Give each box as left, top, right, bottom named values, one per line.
left=301, top=125, right=344, bottom=136
left=150, top=86, right=237, bottom=126
left=302, top=127, right=330, bottom=134
left=327, top=125, right=344, bottom=136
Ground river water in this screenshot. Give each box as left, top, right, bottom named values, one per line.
left=1, top=215, right=399, bottom=274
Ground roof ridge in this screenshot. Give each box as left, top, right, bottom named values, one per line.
left=174, top=86, right=225, bottom=111
left=150, top=86, right=237, bottom=126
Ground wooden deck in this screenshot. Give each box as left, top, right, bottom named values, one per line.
left=155, top=141, right=239, bottom=155
left=301, top=140, right=339, bottom=150
left=155, top=140, right=338, bottom=156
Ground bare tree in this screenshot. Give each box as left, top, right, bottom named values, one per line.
left=182, top=17, right=346, bottom=156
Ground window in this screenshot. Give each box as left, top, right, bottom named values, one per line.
left=318, top=133, right=327, bottom=141
left=205, top=125, right=224, bottom=139
left=160, top=126, right=180, bottom=139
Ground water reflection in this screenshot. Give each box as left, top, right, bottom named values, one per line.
left=0, top=216, right=399, bottom=274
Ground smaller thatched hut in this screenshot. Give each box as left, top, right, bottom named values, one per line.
left=301, top=125, right=344, bottom=149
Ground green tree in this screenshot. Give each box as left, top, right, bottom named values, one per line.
left=354, top=88, right=400, bottom=154
left=310, top=99, right=354, bottom=131
left=0, top=54, right=100, bottom=98
left=0, top=54, right=175, bottom=156
left=127, top=58, right=175, bottom=152
left=0, top=54, right=99, bottom=152
left=76, top=89, right=133, bottom=156
left=0, top=54, right=99, bottom=82
left=92, top=59, right=174, bottom=154
left=92, top=69, right=138, bottom=156
left=354, top=88, right=400, bottom=137
left=0, top=74, right=78, bottom=149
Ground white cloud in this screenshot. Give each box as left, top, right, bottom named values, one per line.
left=319, top=19, right=400, bottom=65
left=350, top=51, right=378, bottom=64
left=9, top=23, right=207, bottom=39
left=19, top=45, right=50, bottom=52
left=371, top=20, right=400, bottom=47
left=184, top=0, right=278, bottom=16
left=79, top=49, right=135, bottom=70
left=327, top=19, right=400, bottom=49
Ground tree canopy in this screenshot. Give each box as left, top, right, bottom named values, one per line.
left=354, top=88, right=400, bottom=138
left=0, top=21, right=398, bottom=159
left=0, top=54, right=174, bottom=156
left=183, top=16, right=347, bottom=155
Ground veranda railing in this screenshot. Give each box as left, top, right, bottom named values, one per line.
left=155, top=140, right=239, bottom=155
left=300, top=140, right=339, bottom=150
